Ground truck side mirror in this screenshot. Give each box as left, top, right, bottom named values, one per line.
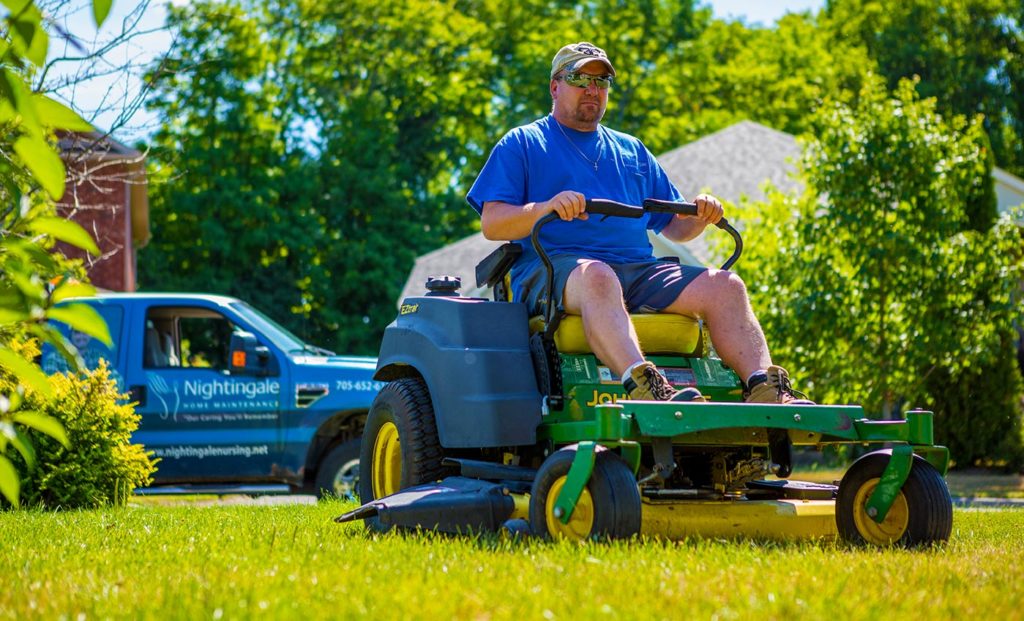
left=229, top=331, right=270, bottom=376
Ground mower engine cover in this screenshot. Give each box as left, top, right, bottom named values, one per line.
left=374, top=296, right=543, bottom=447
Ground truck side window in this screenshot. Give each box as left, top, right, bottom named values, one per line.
left=179, top=316, right=234, bottom=370
left=144, top=318, right=179, bottom=368
left=44, top=304, right=124, bottom=375
left=144, top=307, right=237, bottom=371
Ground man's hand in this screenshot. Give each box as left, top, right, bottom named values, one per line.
left=682, top=193, right=723, bottom=226
left=543, top=190, right=589, bottom=221
left=661, top=193, right=724, bottom=242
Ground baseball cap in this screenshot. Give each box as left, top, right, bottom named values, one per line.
left=550, top=42, right=616, bottom=79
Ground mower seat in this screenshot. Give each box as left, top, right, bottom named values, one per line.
left=476, top=243, right=703, bottom=356
left=529, top=313, right=702, bottom=356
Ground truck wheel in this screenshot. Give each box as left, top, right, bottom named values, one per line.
left=836, top=450, right=953, bottom=547
left=358, top=378, right=444, bottom=505
left=314, top=438, right=361, bottom=501
left=529, top=445, right=641, bottom=540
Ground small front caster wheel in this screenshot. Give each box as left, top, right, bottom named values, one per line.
left=836, top=450, right=952, bottom=547
left=529, top=444, right=641, bottom=540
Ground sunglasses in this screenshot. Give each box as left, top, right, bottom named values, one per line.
left=560, top=72, right=614, bottom=89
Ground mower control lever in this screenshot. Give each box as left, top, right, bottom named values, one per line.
left=643, top=198, right=732, bottom=231
left=584, top=198, right=645, bottom=218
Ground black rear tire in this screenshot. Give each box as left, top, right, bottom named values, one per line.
left=357, top=378, right=444, bottom=529
left=529, top=444, right=641, bottom=540
left=314, top=438, right=361, bottom=500
left=836, top=450, right=953, bottom=547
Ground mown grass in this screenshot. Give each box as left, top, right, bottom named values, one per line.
left=2, top=501, right=1022, bottom=620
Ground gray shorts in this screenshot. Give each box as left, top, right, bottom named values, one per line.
left=517, top=255, right=707, bottom=317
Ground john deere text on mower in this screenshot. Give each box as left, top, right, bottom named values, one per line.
left=336, top=198, right=953, bottom=547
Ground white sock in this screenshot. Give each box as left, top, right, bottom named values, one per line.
left=621, top=360, right=647, bottom=383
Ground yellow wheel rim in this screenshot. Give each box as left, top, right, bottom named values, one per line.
left=371, top=421, right=402, bottom=498
left=852, top=477, right=910, bottom=545
left=544, top=476, right=595, bottom=540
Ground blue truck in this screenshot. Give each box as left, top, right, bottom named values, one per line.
left=41, top=293, right=382, bottom=497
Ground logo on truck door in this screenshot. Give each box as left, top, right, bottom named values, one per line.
left=146, top=375, right=281, bottom=421
left=146, top=373, right=181, bottom=420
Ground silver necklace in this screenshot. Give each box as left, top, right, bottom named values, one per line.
left=555, top=120, right=603, bottom=171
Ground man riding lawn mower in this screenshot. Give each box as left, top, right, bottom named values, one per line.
left=336, top=43, right=954, bottom=546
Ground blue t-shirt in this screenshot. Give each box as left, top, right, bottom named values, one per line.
left=466, top=114, right=683, bottom=302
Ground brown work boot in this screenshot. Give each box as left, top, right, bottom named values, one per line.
left=744, top=365, right=814, bottom=404
left=623, top=361, right=705, bottom=402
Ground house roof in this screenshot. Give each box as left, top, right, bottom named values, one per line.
left=993, top=168, right=1024, bottom=221
left=655, top=120, right=804, bottom=265
left=57, top=131, right=141, bottom=159
left=659, top=120, right=804, bottom=201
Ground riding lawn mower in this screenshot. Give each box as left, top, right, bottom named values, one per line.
left=336, top=198, right=953, bottom=547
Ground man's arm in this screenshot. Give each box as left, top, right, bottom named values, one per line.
left=659, top=194, right=724, bottom=243
left=481, top=191, right=590, bottom=240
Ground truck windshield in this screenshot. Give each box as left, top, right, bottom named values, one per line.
left=229, top=302, right=335, bottom=356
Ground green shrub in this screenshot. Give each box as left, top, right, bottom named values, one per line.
left=3, top=361, right=157, bottom=509
left=930, top=331, right=1024, bottom=471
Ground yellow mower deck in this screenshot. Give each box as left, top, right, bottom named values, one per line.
left=640, top=498, right=838, bottom=541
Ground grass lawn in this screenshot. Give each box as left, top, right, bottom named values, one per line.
left=2, top=500, right=1022, bottom=620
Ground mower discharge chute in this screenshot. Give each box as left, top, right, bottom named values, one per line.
left=336, top=198, right=953, bottom=547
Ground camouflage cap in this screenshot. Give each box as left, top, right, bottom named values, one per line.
left=550, top=42, right=616, bottom=79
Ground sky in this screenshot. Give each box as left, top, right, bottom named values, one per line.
left=50, top=0, right=827, bottom=143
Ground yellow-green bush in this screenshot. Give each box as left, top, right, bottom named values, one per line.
left=2, top=360, right=156, bottom=509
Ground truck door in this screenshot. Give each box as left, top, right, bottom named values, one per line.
left=41, top=301, right=125, bottom=384
left=129, top=305, right=284, bottom=483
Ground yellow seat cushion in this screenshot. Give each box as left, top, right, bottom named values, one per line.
left=530, top=314, right=701, bottom=356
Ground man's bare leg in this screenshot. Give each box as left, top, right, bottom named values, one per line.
left=562, top=260, right=643, bottom=377
left=663, top=269, right=771, bottom=381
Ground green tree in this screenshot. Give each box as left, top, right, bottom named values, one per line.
left=823, top=0, right=1024, bottom=180
left=296, top=0, right=493, bottom=351
left=731, top=77, right=1023, bottom=465
left=657, top=13, right=873, bottom=149
left=141, top=0, right=323, bottom=341
left=142, top=0, right=499, bottom=353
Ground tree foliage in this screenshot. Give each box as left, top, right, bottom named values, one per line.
left=0, top=0, right=116, bottom=506
left=649, top=12, right=873, bottom=151
left=823, top=0, right=1024, bottom=179
left=141, top=1, right=322, bottom=340
left=732, top=78, right=1023, bottom=465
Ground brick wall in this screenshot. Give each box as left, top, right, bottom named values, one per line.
left=57, top=159, right=135, bottom=291
left=57, top=131, right=148, bottom=293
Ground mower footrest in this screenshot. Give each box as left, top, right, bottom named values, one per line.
left=746, top=479, right=837, bottom=500
left=443, top=457, right=538, bottom=482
